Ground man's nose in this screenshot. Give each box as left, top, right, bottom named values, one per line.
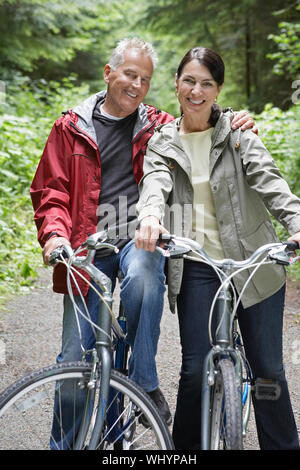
left=132, top=77, right=142, bottom=88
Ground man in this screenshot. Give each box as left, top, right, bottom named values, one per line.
left=30, top=38, right=254, bottom=447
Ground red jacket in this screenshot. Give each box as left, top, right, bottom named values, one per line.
left=30, top=91, right=174, bottom=294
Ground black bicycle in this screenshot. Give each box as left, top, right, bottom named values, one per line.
left=0, top=231, right=174, bottom=450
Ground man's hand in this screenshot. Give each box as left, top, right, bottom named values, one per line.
left=42, top=236, right=71, bottom=266
left=288, top=231, right=300, bottom=259
left=231, top=110, right=258, bottom=135
left=135, top=216, right=169, bottom=252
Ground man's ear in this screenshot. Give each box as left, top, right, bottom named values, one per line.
left=104, top=64, right=112, bottom=84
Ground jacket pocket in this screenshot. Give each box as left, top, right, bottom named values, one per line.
left=240, top=219, right=278, bottom=249
left=239, top=220, right=285, bottom=298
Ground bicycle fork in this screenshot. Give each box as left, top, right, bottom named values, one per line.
left=201, top=280, right=243, bottom=449
left=85, top=293, right=113, bottom=450
left=73, top=295, right=113, bottom=450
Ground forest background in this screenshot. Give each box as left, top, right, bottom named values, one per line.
left=0, top=0, right=299, bottom=304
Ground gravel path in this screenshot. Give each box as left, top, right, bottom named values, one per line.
left=0, top=267, right=299, bottom=450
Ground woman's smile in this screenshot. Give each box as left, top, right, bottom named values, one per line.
left=187, top=98, right=205, bottom=106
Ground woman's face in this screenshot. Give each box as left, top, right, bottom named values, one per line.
left=175, top=60, right=223, bottom=120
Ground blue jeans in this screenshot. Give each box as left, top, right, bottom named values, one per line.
left=51, top=240, right=166, bottom=449
left=172, top=259, right=299, bottom=450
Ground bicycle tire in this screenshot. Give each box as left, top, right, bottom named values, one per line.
left=0, top=362, right=173, bottom=450
left=209, top=358, right=243, bottom=450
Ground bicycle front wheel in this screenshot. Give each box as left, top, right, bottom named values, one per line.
left=210, top=358, right=243, bottom=450
left=0, top=362, right=173, bottom=450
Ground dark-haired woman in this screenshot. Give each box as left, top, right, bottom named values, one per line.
left=135, top=47, right=300, bottom=450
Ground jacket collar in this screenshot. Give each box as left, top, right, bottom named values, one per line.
left=211, top=111, right=232, bottom=147
left=175, top=111, right=232, bottom=147
left=149, top=111, right=233, bottom=178
left=156, top=111, right=232, bottom=148
left=71, top=91, right=150, bottom=142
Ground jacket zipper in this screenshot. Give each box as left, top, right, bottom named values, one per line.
left=132, top=119, right=157, bottom=144
left=69, top=121, right=98, bottom=149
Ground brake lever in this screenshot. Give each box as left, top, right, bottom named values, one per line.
left=156, top=235, right=191, bottom=259
left=49, top=245, right=73, bottom=266
left=155, top=235, right=174, bottom=257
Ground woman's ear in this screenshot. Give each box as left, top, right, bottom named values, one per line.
left=174, top=73, right=178, bottom=94
left=216, top=83, right=224, bottom=100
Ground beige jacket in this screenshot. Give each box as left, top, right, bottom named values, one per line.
left=137, top=113, right=300, bottom=312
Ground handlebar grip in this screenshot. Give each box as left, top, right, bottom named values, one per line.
left=49, top=245, right=71, bottom=266
left=157, top=233, right=173, bottom=244
left=284, top=241, right=299, bottom=251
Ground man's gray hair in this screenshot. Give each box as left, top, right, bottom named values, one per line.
left=109, top=38, right=158, bottom=70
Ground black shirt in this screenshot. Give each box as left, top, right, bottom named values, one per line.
left=92, top=103, right=139, bottom=254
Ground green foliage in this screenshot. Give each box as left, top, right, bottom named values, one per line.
left=140, top=0, right=298, bottom=112
left=267, top=4, right=300, bottom=77
left=255, top=104, right=300, bottom=279
left=255, top=104, right=300, bottom=198
left=0, top=76, right=90, bottom=305
left=0, top=0, right=92, bottom=72
left=0, top=0, right=127, bottom=88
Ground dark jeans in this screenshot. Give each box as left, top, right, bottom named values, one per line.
left=172, top=259, right=299, bottom=450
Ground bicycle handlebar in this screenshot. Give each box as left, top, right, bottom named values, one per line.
left=156, top=234, right=299, bottom=269
left=49, top=230, right=299, bottom=270
left=49, top=233, right=119, bottom=266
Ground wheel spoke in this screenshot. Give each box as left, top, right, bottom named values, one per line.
left=0, top=363, right=173, bottom=450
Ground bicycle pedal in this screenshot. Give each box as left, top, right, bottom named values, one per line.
left=254, top=378, right=281, bottom=400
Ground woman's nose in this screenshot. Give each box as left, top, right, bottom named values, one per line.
left=191, top=82, right=202, bottom=94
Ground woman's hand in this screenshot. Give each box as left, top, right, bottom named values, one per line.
left=135, top=216, right=169, bottom=252
left=42, top=236, right=71, bottom=265
left=288, top=230, right=300, bottom=253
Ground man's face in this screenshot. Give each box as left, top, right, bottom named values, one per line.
left=103, top=48, right=153, bottom=118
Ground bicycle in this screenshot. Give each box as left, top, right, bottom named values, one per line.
left=156, top=233, right=299, bottom=450
left=0, top=231, right=174, bottom=450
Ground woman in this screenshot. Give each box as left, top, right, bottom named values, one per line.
left=135, top=47, right=300, bottom=450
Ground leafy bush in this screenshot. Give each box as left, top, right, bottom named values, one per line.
left=0, top=76, right=89, bottom=305
left=256, top=104, right=300, bottom=279
left=256, top=104, right=300, bottom=197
